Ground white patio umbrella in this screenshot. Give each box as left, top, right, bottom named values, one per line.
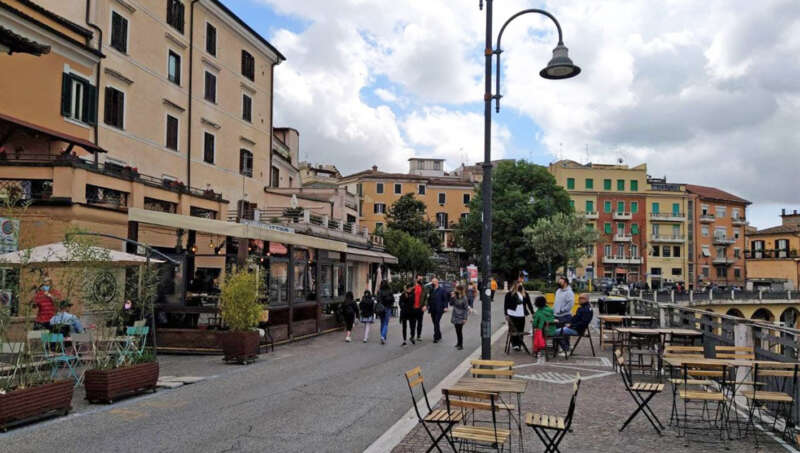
left=386, top=268, right=392, bottom=283
left=375, top=265, right=383, bottom=291
left=0, top=242, right=164, bottom=267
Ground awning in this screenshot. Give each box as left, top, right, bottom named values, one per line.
left=346, top=246, right=398, bottom=264
left=0, top=112, right=105, bottom=154
left=0, top=242, right=164, bottom=266
left=128, top=208, right=347, bottom=252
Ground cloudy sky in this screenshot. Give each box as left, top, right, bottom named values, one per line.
left=224, top=0, right=800, bottom=229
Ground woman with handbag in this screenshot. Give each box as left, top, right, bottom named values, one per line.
left=358, top=290, right=375, bottom=343
left=504, top=281, right=534, bottom=351
left=532, top=295, right=555, bottom=357
left=376, top=280, right=394, bottom=345
left=450, top=284, right=469, bottom=350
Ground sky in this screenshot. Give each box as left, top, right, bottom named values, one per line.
left=222, top=0, right=800, bottom=230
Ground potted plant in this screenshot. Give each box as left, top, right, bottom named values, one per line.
left=218, top=269, right=261, bottom=364
left=83, top=346, right=159, bottom=404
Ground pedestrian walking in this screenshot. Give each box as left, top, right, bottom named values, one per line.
left=399, top=283, right=416, bottom=346
left=466, top=281, right=477, bottom=309
left=490, top=277, right=498, bottom=300
left=450, top=284, right=469, bottom=350
left=341, top=291, right=359, bottom=343
left=413, top=275, right=428, bottom=342
left=428, top=278, right=449, bottom=343
left=504, top=281, right=534, bottom=351
left=377, top=280, right=394, bottom=345
left=553, top=275, right=575, bottom=323
left=359, top=290, right=375, bottom=343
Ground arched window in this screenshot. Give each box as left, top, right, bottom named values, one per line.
left=751, top=308, right=774, bottom=322
left=780, top=308, right=799, bottom=329
left=726, top=308, right=744, bottom=318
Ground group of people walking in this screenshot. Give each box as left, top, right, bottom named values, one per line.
left=340, top=276, right=476, bottom=349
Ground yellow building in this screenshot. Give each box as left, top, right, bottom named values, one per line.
left=746, top=210, right=800, bottom=290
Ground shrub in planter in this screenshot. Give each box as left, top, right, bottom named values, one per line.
left=0, top=380, right=74, bottom=431
left=218, top=270, right=262, bottom=364
left=84, top=351, right=159, bottom=404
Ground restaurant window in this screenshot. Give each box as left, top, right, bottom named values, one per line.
left=61, top=73, right=96, bottom=124
left=203, top=132, right=215, bottom=164
left=168, top=50, right=181, bottom=85
left=376, top=182, right=384, bottom=194
left=206, top=23, right=216, bottom=56
left=110, top=11, right=128, bottom=53
left=190, top=206, right=216, bottom=219
left=166, top=0, right=185, bottom=33
left=271, top=166, right=280, bottom=188
left=566, top=178, right=575, bottom=190
left=418, top=184, right=426, bottom=195
left=242, top=93, right=252, bottom=122
left=394, top=183, right=402, bottom=194
left=239, top=149, right=253, bottom=177
left=268, top=259, right=289, bottom=307
left=603, top=179, right=611, bottom=190
left=204, top=71, right=217, bottom=103
left=241, top=50, right=255, bottom=81
left=86, top=184, right=128, bottom=209
left=103, top=86, right=125, bottom=129
left=294, top=249, right=316, bottom=301
left=166, top=115, right=179, bottom=151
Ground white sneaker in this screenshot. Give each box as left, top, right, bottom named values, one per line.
left=363, top=339, right=368, bottom=343
left=345, top=336, right=351, bottom=343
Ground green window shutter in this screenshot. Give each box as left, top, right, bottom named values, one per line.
left=672, top=203, right=680, bottom=214
left=83, top=83, right=97, bottom=124
left=569, top=199, right=575, bottom=209
left=617, top=179, right=625, bottom=191
left=617, top=201, right=624, bottom=212
left=604, top=201, right=611, bottom=213
left=566, top=178, right=575, bottom=190
left=586, top=223, right=593, bottom=230
left=604, top=223, right=612, bottom=234
left=631, top=180, right=638, bottom=191
left=61, top=73, right=71, bottom=117
left=604, top=179, right=611, bottom=190
left=632, top=224, right=639, bottom=235
left=585, top=178, right=593, bottom=189
left=631, top=201, right=638, bottom=213
left=586, top=200, right=593, bottom=212
left=652, top=202, right=660, bottom=213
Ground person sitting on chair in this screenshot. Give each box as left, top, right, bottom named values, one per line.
left=555, top=294, right=593, bottom=353
left=49, top=300, right=84, bottom=336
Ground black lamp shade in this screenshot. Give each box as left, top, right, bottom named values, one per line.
left=540, top=43, right=581, bottom=80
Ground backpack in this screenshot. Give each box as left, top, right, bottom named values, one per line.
left=374, top=301, right=386, bottom=316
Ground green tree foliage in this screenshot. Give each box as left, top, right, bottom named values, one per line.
left=386, top=193, right=442, bottom=250
left=383, top=228, right=434, bottom=276
left=219, top=270, right=261, bottom=332
left=454, top=160, right=572, bottom=280
left=524, top=212, right=600, bottom=278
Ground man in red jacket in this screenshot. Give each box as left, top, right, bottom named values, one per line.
left=32, top=278, right=60, bottom=330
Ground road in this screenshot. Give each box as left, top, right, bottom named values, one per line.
left=4, top=295, right=506, bottom=453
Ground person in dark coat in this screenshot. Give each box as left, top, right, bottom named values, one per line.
left=398, top=283, right=416, bottom=346
left=555, top=294, right=593, bottom=352
left=428, top=278, right=450, bottom=343
left=504, top=281, right=534, bottom=350
left=450, top=284, right=469, bottom=350
left=359, top=290, right=375, bottom=343
left=341, top=292, right=359, bottom=343
left=413, top=275, right=428, bottom=342
left=377, top=280, right=394, bottom=345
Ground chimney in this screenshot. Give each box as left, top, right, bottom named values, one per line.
left=372, top=165, right=378, bottom=172
left=782, top=208, right=786, bottom=216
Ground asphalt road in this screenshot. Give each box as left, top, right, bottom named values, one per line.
left=3, top=294, right=507, bottom=453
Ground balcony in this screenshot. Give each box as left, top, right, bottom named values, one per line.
left=699, top=213, right=715, bottom=223
left=712, top=235, right=736, bottom=245
left=712, top=256, right=735, bottom=265
left=577, top=211, right=598, bottom=220
left=745, top=249, right=799, bottom=259
left=612, top=211, right=632, bottom=220
left=731, top=216, right=746, bottom=226
left=603, top=255, right=642, bottom=264
left=650, top=234, right=685, bottom=243
left=649, top=212, right=685, bottom=222
left=613, top=233, right=632, bottom=242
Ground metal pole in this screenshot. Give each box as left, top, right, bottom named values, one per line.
left=480, top=0, right=494, bottom=360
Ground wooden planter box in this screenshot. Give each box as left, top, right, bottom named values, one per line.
left=293, top=319, right=317, bottom=337
left=218, top=331, right=259, bottom=364
left=84, top=362, right=159, bottom=404
left=0, top=380, right=73, bottom=431
left=156, top=328, right=222, bottom=354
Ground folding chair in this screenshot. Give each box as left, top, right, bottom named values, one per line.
left=545, top=321, right=568, bottom=360
left=41, top=332, right=79, bottom=386
left=616, top=350, right=665, bottom=435
left=125, top=326, right=149, bottom=358
left=504, top=320, right=530, bottom=355
left=404, top=367, right=462, bottom=453
left=664, top=346, right=708, bottom=425
left=71, top=331, right=95, bottom=385
left=470, top=359, right=514, bottom=379
left=444, top=389, right=511, bottom=453
left=599, top=316, right=623, bottom=350
left=627, top=332, right=660, bottom=377
left=677, top=361, right=730, bottom=448
left=568, top=327, right=596, bottom=358
left=714, top=345, right=754, bottom=360
left=741, top=362, right=798, bottom=448
left=525, top=373, right=581, bottom=453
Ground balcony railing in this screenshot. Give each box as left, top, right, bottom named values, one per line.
left=650, top=234, right=685, bottom=243
left=0, top=179, right=53, bottom=201
left=649, top=212, right=685, bottom=221
left=712, top=256, right=735, bottom=265
left=699, top=213, right=715, bottom=223
left=576, top=211, right=598, bottom=219
left=649, top=182, right=682, bottom=192
left=613, top=233, right=632, bottom=242
left=712, top=235, right=736, bottom=245
left=612, top=211, right=632, bottom=220
left=746, top=249, right=799, bottom=259
left=602, top=255, right=642, bottom=264
left=731, top=216, right=746, bottom=225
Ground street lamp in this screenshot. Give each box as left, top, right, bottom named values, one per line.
left=478, top=1, right=580, bottom=359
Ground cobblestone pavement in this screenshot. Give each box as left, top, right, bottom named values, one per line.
left=393, top=330, right=789, bottom=453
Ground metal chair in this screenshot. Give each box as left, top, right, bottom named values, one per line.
left=568, top=326, right=596, bottom=358
left=504, top=320, right=530, bottom=355
left=677, top=361, right=730, bottom=448
left=444, top=388, right=511, bottom=452
left=741, top=362, right=798, bottom=448
left=616, top=350, right=665, bottom=435
left=525, top=373, right=581, bottom=453
left=41, top=332, right=79, bottom=385
left=404, top=367, right=462, bottom=452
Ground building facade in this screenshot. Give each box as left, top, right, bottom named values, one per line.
left=746, top=209, right=800, bottom=290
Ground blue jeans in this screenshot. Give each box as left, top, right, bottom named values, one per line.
left=380, top=310, right=391, bottom=340
left=557, top=326, right=579, bottom=351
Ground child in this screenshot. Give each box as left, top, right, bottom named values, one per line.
left=358, top=290, right=375, bottom=343
left=341, top=292, right=359, bottom=342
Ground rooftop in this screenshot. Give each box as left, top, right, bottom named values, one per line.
left=686, top=184, right=751, bottom=205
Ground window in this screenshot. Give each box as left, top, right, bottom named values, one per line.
left=461, top=213, right=468, bottom=221
left=702, top=266, right=710, bottom=278
left=672, top=224, right=680, bottom=236
left=630, top=180, right=638, bottom=191
left=734, top=268, right=741, bottom=279
left=631, top=244, right=638, bottom=257
left=701, top=204, right=710, bottom=215
left=373, top=203, right=386, bottom=214
left=651, top=202, right=660, bottom=213
left=672, top=203, right=680, bottom=215
left=716, top=267, right=727, bottom=278
left=653, top=224, right=660, bottom=235
left=110, top=11, right=128, bottom=53
left=701, top=245, right=710, bottom=257
left=651, top=267, right=662, bottom=275
left=239, top=149, right=253, bottom=177
left=166, top=0, right=185, bottom=33
left=604, top=201, right=612, bottom=213
left=103, top=86, right=125, bottom=129
left=714, top=227, right=727, bottom=239
left=603, top=179, right=611, bottom=190
left=617, top=201, right=624, bottom=213
left=569, top=200, right=575, bottom=209
left=418, top=184, right=426, bottom=195
left=204, top=71, right=216, bottom=103
left=242, top=94, right=252, bottom=122
left=585, top=200, right=594, bottom=212
left=652, top=245, right=660, bottom=257
left=206, top=23, right=216, bottom=56
left=438, top=193, right=446, bottom=204
left=631, top=201, right=638, bottom=213
left=375, top=222, right=384, bottom=231
left=732, top=208, right=740, bottom=220
left=376, top=182, right=384, bottom=194
left=566, top=178, right=575, bottom=190
left=271, top=166, right=279, bottom=187
left=241, top=50, right=255, bottom=81
left=165, top=115, right=179, bottom=151
left=715, top=205, right=726, bottom=218
left=733, top=228, right=741, bottom=239
left=701, top=225, right=709, bottom=237
left=604, top=244, right=611, bottom=256
left=617, top=223, right=625, bottom=233
left=617, top=244, right=625, bottom=256
left=203, top=132, right=214, bottom=164
left=586, top=223, right=594, bottom=230
left=733, top=248, right=740, bottom=258
left=394, top=183, right=402, bottom=194
left=168, top=50, right=181, bottom=85
left=663, top=246, right=671, bottom=257
left=715, top=246, right=726, bottom=258
left=673, top=246, right=681, bottom=257
left=61, top=73, right=96, bottom=124
left=603, top=223, right=612, bottom=234
left=436, top=212, right=448, bottom=228
left=617, top=179, right=624, bottom=191
left=463, top=193, right=471, bottom=205
left=585, top=178, right=594, bottom=189
left=631, top=224, right=639, bottom=235
left=777, top=239, right=790, bottom=257
left=671, top=268, right=681, bottom=276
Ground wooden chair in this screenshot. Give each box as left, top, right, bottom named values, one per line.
left=714, top=345, right=755, bottom=360
left=678, top=361, right=730, bottom=448
left=626, top=331, right=660, bottom=377
left=443, top=389, right=511, bottom=452
left=599, top=316, right=623, bottom=349
left=616, top=350, right=665, bottom=435
left=504, top=320, right=530, bottom=355
left=740, top=362, right=798, bottom=448
left=663, top=346, right=709, bottom=425
left=525, top=373, right=581, bottom=453
left=404, top=367, right=462, bottom=452
left=470, top=360, right=514, bottom=379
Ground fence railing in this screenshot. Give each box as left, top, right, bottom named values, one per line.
left=627, top=289, right=795, bottom=303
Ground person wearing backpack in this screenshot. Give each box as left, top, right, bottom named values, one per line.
left=376, top=280, right=394, bottom=345
left=359, top=290, right=376, bottom=343
left=341, top=291, right=359, bottom=343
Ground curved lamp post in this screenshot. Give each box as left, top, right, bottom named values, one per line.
left=478, top=1, right=580, bottom=359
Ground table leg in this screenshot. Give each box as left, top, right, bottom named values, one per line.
left=518, top=392, right=524, bottom=453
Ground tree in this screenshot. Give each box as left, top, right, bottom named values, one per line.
left=523, top=212, right=600, bottom=279
left=386, top=193, right=441, bottom=250
left=383, top=228, right=434, bottom=276
left=454, top=160, right=572, bottom=281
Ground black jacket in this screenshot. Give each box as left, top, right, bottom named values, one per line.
left=504, top=291, right=534, bottom=317
left=399, top=291, right=414, bottom=318
left=569, top=303, right=593, bottom=334
left=359, top=295, right=375, bottom=318
left=377, top=288, right=394, bottom=310
left=341, top=299, right=358, bottom=320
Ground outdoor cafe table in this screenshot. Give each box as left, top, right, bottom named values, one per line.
left=446, top=377, right=528, bottom=452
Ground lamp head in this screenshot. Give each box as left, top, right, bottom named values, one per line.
left=540, top=43, right=581, bottom=80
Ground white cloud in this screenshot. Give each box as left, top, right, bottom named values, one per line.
left=373, top=88, right=398, bottom=104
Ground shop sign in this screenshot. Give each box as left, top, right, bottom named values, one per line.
left=241, top=219, right=295, bottom=234
left=0, top=217, right=19, bottom=254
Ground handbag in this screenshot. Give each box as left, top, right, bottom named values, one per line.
left=533, top=328, right=546, bottom=352
left=374, top=302, right=386, bottom=316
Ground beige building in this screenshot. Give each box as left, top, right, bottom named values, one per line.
left=299, top=162, right=342, bottom=188
left=746, top=209, right=800, bottom=290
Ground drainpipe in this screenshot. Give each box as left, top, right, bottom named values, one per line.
left=268, top=63, right=275, bottom=190
left=85, top=0, right=102, bottom=149
left=188, top=0, right=200, bottom=190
